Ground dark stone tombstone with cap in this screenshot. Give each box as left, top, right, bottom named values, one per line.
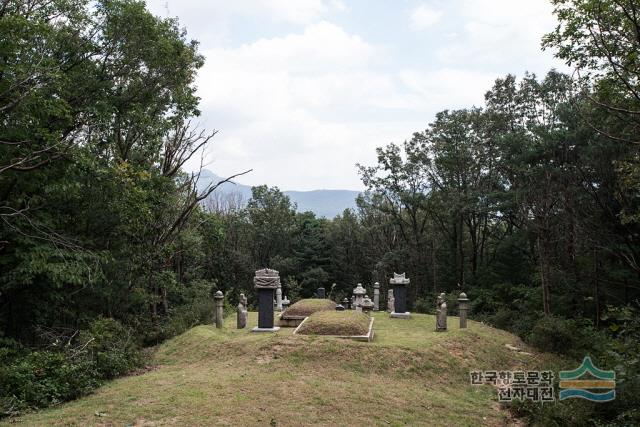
left=252, top=268, right=281, bottom=332
left=389, top=272, right=411, bottom=319
left=316, top=287, right=326, bottom=298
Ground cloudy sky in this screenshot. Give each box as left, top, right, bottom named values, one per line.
left=146, top=0, right=567, bottom=191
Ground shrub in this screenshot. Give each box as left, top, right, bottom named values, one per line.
left=0, top=318, right=142, bottom=417
left=0, top=351, right=98, bottom=415
left=526, top=315, right=607, bottom=357
left=82, top=318, right=141, bottom=379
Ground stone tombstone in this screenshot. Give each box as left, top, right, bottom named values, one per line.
left=458, top=292, right=469, bottom=329
left=389, top=273, right=410, bottom=319
left=350, top=296, right=355, bottom=310
left=237, top=293, right=248, bottom=329
left=342, top=297, right=350, bottom=310
left=353, top=283, right=366, bottom=309
left=276, top=282, right=283, bottom=312
left=214, top=290, right=224, bottom=329
left=373, top=282, right=380, bottom=311
left=252, top=268, right=281, bottom=332
left=387, top=289, right=394, bottom=313
left=282, top=295, right=291, bottom=311
left=436, top=293, right=447, bottom=332
left=317, top=287, right=326, bottom=298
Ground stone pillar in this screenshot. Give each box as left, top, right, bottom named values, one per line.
left=282, top=295, right=290, bottom=311
left=387, top=289, right=394, bottom=313
left=214, top=290, right=224, bottom=329
left=350, top=296, right=355, bottom=310
left=458, top=292, right=469, bottom=329
left=373, top=282, right=380, bottom=311
left=252, top=268, right=281, bottom=332
left=275, top=283, right=283, bottom=311
left=389, top=273, right=410, bottom=319
left=317, top=287, right=325, bottom=298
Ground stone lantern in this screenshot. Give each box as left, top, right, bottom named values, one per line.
left=353, top=283, right=366, bottom=310
left=458, top=292, right=469, bottom=329
left=342, top=297, right=350, bottom=310
left=362, top=295, right=374, bottom=315
left=252, top=268, right=280, bottom=332
left=389, top=273, right=410, bottom=319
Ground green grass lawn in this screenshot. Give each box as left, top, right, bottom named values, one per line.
left=4, top=312, right=558, bottom=426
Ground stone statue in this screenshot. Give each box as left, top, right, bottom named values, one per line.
left=276, top=283, right=283, bottom=311
left=436, top=294, right=447, bottom=332
left=237, top=293, right=248, bottom=329
left=387, top=289, right=394, bottom=312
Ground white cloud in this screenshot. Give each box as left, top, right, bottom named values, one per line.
left=434, top=0, right=562, bottom=72
left=409, top=5, right=443, bottom=31
left=146, top=0, right=567, bottom=190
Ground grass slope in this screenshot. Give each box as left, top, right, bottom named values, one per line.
left=5, top=313, right=558, bottom=426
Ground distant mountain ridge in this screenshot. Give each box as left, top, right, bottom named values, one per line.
left=196, top=170, right=360, bottom=218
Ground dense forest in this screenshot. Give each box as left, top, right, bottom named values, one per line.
left=1, top=0, right=639, bottom=425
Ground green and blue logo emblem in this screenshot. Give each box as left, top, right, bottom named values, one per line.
left=559, top=356, right=615, bottom=402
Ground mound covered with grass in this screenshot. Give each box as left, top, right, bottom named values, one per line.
left=281, top=298, right=335, bottom=317
left=6, top=313, right=565, bottom=426
left=296, top=310, right=370, bottom=336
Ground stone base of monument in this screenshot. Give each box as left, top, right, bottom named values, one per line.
left=251, top=326, right=281, bottom=332
left=277, top=314, right=307, bottom=327
left=390, top=311, right=411, bottom=319
left=292, top=316, right=375, bottom=342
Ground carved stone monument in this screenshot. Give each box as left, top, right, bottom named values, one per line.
left=387, top=289, right=394, bottom=313
left=252, top=268, right=280, bottom=332
left=436, top=293, right=447, bottom=332
left=458, top=292, right=469, bottom=329
left=373, top=282, right=380, bottom=311
left=214, top=290, right=224, bottom=329
left=282, top=295, right=290, bottom=311
left=389, top=273, right=410, bottom=319
left=342, top=297, right=350, bottom=310
left=317, top=287, right=326, bottom=298
left=237, top=293, right=248, bottom=329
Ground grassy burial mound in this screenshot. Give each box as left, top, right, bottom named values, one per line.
left=282, top=298, right=336, bottom=317
left=279, top=298, right=336, bottom=327
left=6, top=313, right=565, bottom=426
left=296, top=310, right=371, bottom=337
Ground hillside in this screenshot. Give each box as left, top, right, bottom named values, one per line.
left=198, top=170, right=360, bottom=218
left=7, top=313, right=559, bottom=426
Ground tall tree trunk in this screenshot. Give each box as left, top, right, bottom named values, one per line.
left=537, top=235, right=551, bottom=315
